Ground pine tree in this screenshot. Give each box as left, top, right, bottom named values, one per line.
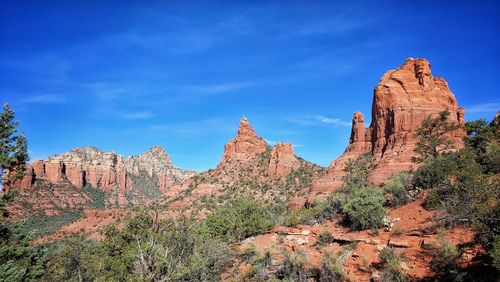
left=413, top=109, right=460, bottom=163
left=0, top=103, right=29, bottom=189
left=0, top=105, right=44, bottom=280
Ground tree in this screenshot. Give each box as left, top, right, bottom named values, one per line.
left=0, top=104, right=43, bottom=281
left=342, top=187, right=386, bottom=230
left=413, top=109, right=460, bottom=163
left=341, top=153, right=372, bottom=192
left=1, top=103, right=29, bottom=189
left=201, top=198, right=273, bottom=242
left=464, top=115, right=500, bottom=173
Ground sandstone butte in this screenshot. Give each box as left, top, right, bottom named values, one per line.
left=308, top=57, right=466, bottom=201
left=215, top=116, right=301, bottom=178
left=11, top=146, right=195, bottom=196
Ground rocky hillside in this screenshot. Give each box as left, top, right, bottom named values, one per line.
left=8, top=146, right=195, bottom=219
left=161, top=117, right=325, bottom=216
left=308, top=58, right=466, bottom=201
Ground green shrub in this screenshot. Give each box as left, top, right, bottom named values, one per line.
left=0, top=221, right=46, bottom=281
left=340, top=153, right=372, bottom=193
left=423, top=189, right=443, bottom=210
left=342, top=187, right=386, bottom=230
left=433, top=238, right=459, bottom=272
left=284, top=207, right=319, bottom=226
left=317, top=228, right=334, bottom=247
left=319, top=251, right=347, bottom=282
left=412, top=109, right=460, bottom=162
left=412, top=153, right=457, bottom=189
left=284, top=199, right=331, bottom=227
left=240, top=244, right=258, bottom=262
left=201, top=198, right=273, bottom=242
left=47, top=211, right=233, bottom=281
left=279, top=251, right=308, bottom=282
left=480, top=140, right=500, bottom=173
left=379, top=247, right=408, bottom=282
left=383, top=173, right=412, bottom=207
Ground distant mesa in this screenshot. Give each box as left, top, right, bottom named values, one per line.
left=11, top=145, right=196, bottom=203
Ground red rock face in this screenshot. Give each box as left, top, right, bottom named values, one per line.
left=158, top=174, right=175, bottom=193
left=119, top=172, right=128, bottom=193
left=220, top=116, right=267, bottom=164
left=10, top=166, right=35, bottom=190
left=44, top=160, right=65, bottom=184
left=10, top=146, right=196, bottom=205
left=32, top=160, right=45, bottom=177
left=86, top=168, right=117, bottom=192
left=65, top=163, right=84, bottom=189
left=268, top=142, right=300, bottom=177
left=309, top=58, right=465, bottom=200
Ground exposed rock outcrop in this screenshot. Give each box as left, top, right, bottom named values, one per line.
left=219, top=116, right=268, bottom=165
left=12, top=146, right=196, bottom=199
left=268, top=142, right=301, bottom=177
left=309, top=58, right=466, bottom=200
left=163, top=117, right=324, bottom=213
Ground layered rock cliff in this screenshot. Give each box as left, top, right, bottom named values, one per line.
left=13, top=146, right=195, bottom=196
left=309, top=58, right=466, bottom=200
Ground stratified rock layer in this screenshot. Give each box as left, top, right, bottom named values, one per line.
left=12, top=146, right=196, bottom=198
left=309, top=58, right=465, bottom=200
left=268, top=142, right=301, bottom=177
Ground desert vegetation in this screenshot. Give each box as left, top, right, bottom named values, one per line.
left=1, top=91, right=498, bottom=280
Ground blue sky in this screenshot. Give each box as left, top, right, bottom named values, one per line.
left=1, top=1, right=499, bottom=171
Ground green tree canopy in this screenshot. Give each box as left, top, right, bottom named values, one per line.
left=0, top=103, right=29, bottom=188
left=413, top=109, right=460, bottom=163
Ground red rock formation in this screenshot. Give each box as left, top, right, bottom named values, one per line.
left=65, top=163, right=84, bottom=188
left=119, top=172, right=128, bottom=193
left=309, top=58, right=465, bottom=200
left=268, top=142, right=300, bottom=177
left=32, top=160, right=45, bottom=177
left=158, top=174, right=175, bottom=193
left=45, top=160, right=65, bottom=184
left=9, top=166, right=35, bottom=190
left=220, top=116, right=267, bottom=164
left=11, top=146, right=196, bottom=206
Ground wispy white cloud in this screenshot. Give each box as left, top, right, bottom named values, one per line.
left=314, top=115, right=351, bottom=126
left=179, top=82, right=254, bottom=94
left=464, top=102, right=499, bottom=114
left=286, top=115, right=351, bottom=127
left=21, top=94, right=67, bottom=104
